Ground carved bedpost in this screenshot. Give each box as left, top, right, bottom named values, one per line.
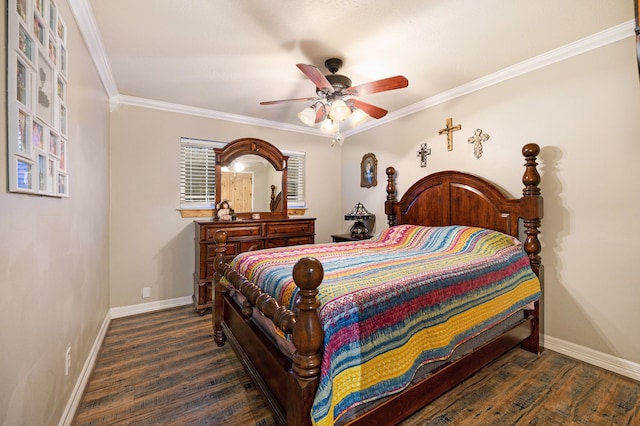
left=520, top=143, right=543, bottom=277
left=291, top=257, right=324, bottom=380
left=385, top=166, right=398, bottom=227
left=520, top=143, right=543, bottom=355
left=289, top=257, right=323, bottom=425
left=213, top=230, right=229, bottom=347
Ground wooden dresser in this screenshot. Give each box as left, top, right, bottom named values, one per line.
left=193, top=218, right=316, bottom=313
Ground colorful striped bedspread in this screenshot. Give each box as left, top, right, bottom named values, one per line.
left=228, top=224, right=541, bottom=426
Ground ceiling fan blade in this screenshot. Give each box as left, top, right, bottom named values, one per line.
left=350, top=99, right=388, bottom=119
left=343, top=75, right=408, bottom=97
left=260, top=96, right=318, bottom=105
left=296, top=64, right=335, bottom=93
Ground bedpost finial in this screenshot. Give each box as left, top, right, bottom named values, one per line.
left=293, top=257, right=324, bottom=291
left=522, top=143, right=541, bottom=196
left=214, top=229, right=228, bottom=245
left=385, top=167, right=398, bottom=227
left=522, top=143, right=540, bottom=158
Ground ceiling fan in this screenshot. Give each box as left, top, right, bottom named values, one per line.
left=260, top=58, right=408, bottom=144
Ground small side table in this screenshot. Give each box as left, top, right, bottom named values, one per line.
left=331, top=233, right=373, bottom=243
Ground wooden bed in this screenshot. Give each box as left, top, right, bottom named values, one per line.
left=212, top=143, right=542, bottom=425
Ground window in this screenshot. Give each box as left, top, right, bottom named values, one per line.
left=179, top=138, right=225, bottom=209
left=285, top=151, right=306, bottom=208
left=180, top=138, right=307, bottom=210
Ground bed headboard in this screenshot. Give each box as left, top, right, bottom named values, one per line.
left=385, top=143, right=542, bottom=274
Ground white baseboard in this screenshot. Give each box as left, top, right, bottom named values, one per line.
left=542, top=334, right=640, bottom=382
left=110, top=295, right=193, bottom=318
left=58, top=310, right=111, bottom=426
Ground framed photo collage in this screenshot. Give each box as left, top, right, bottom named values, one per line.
left=8, top=0, right=69, bottom=196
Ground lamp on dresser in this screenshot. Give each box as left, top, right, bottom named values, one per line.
left=345, top=202, right=375, bottom=239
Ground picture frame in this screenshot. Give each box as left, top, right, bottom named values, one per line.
left=37, top=52, right=54, bottom=125
left=8, top=0, right=69, bottom=197
left=32, top=119, right=44, bottom=149
left=37, top=152, right=48, bottom=192
left=360, top=153, right=378, bottom=188
left=18, top=25, right=35, bottom=62
left=17, top=109, right=31, bottom=154
left=16, top=157, right=35, bottom=191
left=16, top=57, right=31, bottom=107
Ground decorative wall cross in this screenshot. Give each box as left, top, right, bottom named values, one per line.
left=468, top=129, right=490, bottom=158
left=438, top=117, right=462, bottom=151
left=417, top=143, right=432, bottom=167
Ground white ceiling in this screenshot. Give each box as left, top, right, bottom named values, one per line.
left=82, top=0, right=634, bottom=135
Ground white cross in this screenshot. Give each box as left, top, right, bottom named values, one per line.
left=468, top=129, right=490, bottom=158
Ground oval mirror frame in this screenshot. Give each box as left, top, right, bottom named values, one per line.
left=215, top=137, right=288, bottom=219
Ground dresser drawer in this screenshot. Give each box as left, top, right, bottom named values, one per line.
left=265, top=221, right=312, bottom=236
left=265, top=238, right=287, bottom=249
left=205, top=242, right=238, bottom=260
left=240, top=240, right=264, bottom=252
left=288, top=236, right=314, bottom=246
left=203, top=224, right=262, bottom=241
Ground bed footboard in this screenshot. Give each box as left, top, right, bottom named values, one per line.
left=213, top=231, right=324, bottom=425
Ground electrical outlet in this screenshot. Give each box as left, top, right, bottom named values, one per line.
left=142, top=287, right=151, bottom=298
left=65, top=347, right=71, bottom=376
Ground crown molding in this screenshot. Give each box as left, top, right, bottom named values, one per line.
left=67, top=0, right=119, bottom=97
left=68, top=1, right=633, bottom=137
left=117, top=95, right=325, bottom=136
left=347, top=19, right=635, bottom=137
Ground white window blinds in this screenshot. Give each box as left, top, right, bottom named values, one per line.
left=179, top=138, right=225, bottom=208
left=286, top=151, right=305, bottom=208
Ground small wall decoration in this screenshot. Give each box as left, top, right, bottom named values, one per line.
left=467, top=129, right=490, bottom=159
left=360, top=153, right=377, bottom=188
left=416, top=142, right=431, bottom=168
left=8, top=0, right=69, bottom=197
left=438, top=117, right=461, bottom=151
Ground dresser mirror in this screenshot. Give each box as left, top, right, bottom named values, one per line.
left=215, top=138, right=288, bottom=219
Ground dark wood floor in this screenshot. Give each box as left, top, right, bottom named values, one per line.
left=73, top=305, right=639, bottom=426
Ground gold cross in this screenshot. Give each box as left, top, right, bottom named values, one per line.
left=438, top=117, right=462, bottom=151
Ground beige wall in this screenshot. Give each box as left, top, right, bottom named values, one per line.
left=108, top=105, right=342, bottom=308
left=0, top=0, right=111, bottom=423
left=343, top=37, right=640, bottom=365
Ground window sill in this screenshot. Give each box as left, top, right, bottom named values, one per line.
left=178, top=208, right=307, bottom=218
left=178, top=209, right=215, bottom=218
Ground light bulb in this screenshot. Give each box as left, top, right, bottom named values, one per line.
left=329, top=99, right=352, bottom=121
left=350, top=109, right=370, bottom=127
left=320, top=119, right=334, bottom=133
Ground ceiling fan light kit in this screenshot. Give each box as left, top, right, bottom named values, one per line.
left=260, top=58, right=408, bottom=145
